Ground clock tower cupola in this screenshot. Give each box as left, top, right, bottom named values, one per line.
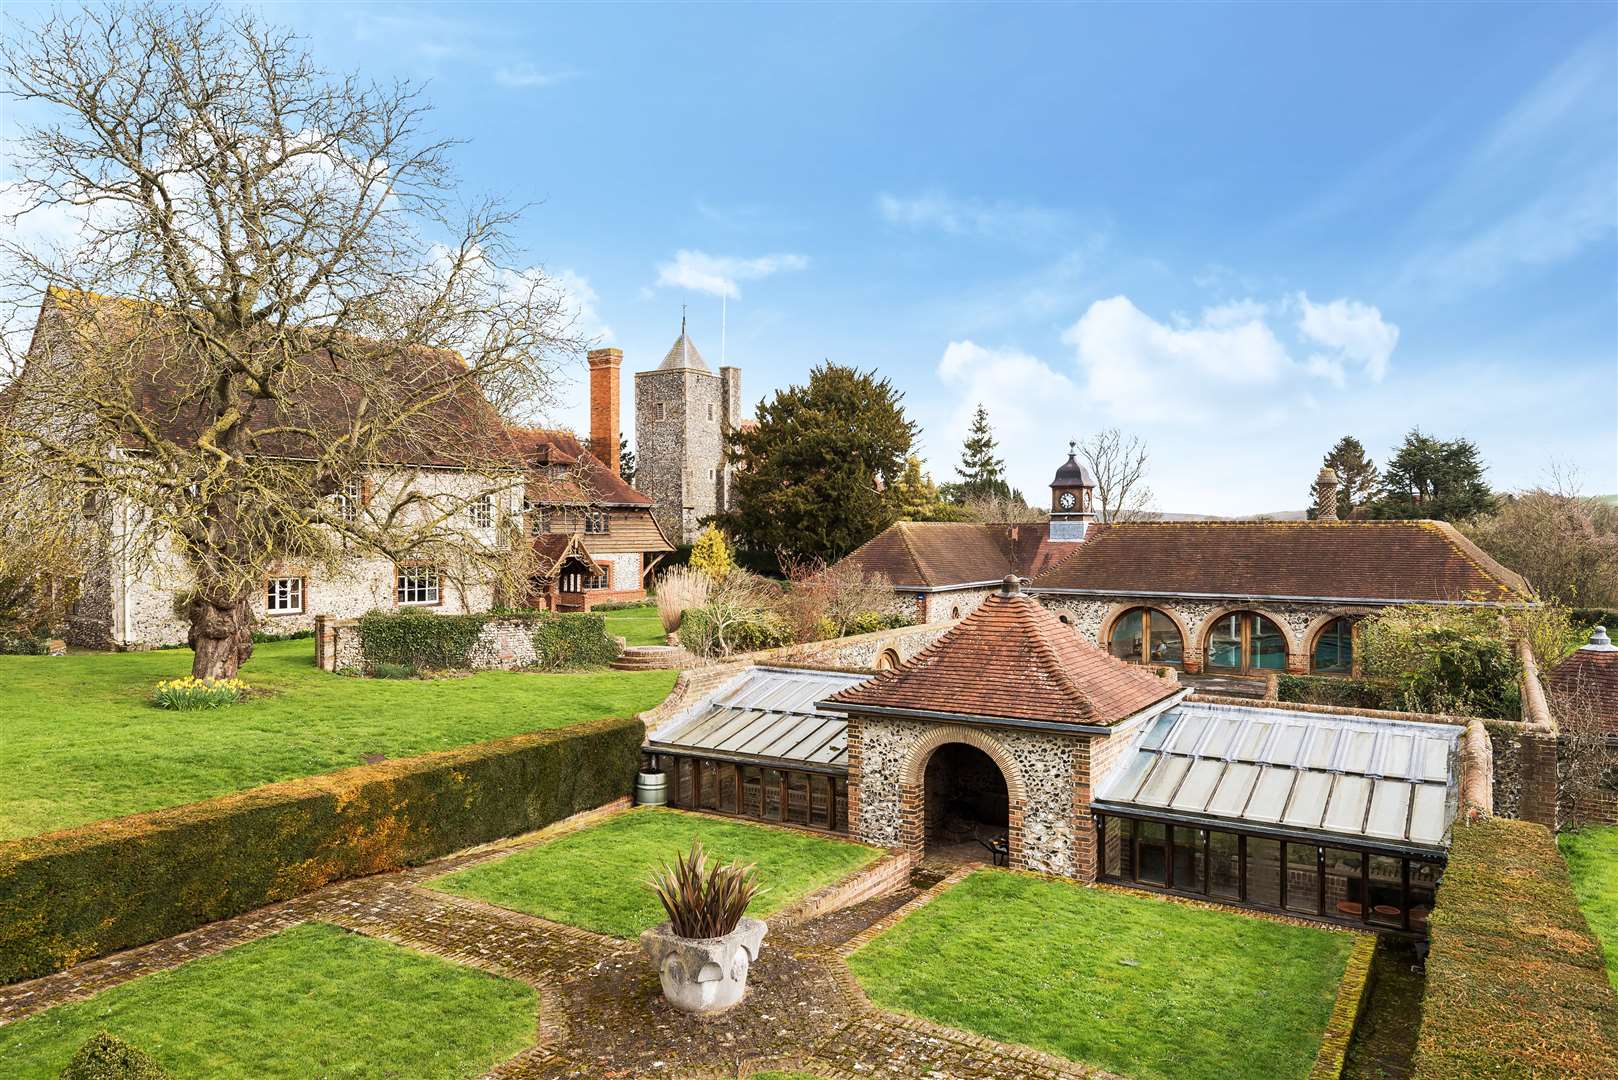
left=1050, top=441, right=1097, bottom=542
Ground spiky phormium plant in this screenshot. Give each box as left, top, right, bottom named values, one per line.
left=647, top=839, right=765, bottom=939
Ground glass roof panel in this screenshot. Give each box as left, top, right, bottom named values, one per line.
left=1235, top=721, right=1273, bottom=762
left=1282, top=770, right=1332, bottom=828
left=1418, top=738, right=1450, bottom=782
left=1303, top=727, right=1340, bottom=770
left=1139, top=710, right=1180, bottom=751
left=1380, top=734, right=1414, bottom=779
left=1245, top=767, right=1295, bottom=822
left=1106, top=747, right=1160, bottom=802
left=1138, top=755, right=1193, bottom=806
left=1207, top=762, right=1260, bottom=817
left=1324, top=776, right=1371, bottom=834
left=1366, top=781, right=1413, bottom=840
left=1339, top=729, right=1376, bottom=774
left=1408, top=784, right=1451, bottom=845
left=1264, top=724, right=1307, bottom=766
left=1172, top=759, right=1226, bottom=813
left=1199, top=716, right=1241, bottom=758
left=1166, top=711, right=1210, bottom=754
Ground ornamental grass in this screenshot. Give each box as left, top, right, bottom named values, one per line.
left=149, top=676, right=248, bottom=710
left=647, top=838, right=765, bottom=939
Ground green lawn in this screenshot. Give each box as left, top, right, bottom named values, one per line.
left=601, top=603, right=665, bottom=646
left=0, top=640, right=675, bottom=841
left=430, top=807, right=881, bottom=937
left=1560, top=825, right=1618, bottom=989
left=849, top=870, right=1355, bottom=1080
left=0, top=922, right=536, bottom=1080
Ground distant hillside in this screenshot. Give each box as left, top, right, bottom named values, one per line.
left=1150, top=509, right=1307, bottom=522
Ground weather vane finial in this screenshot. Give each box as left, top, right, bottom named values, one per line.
left=681, top=304, right=687, bottom=335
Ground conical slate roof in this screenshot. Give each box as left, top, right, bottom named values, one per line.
left=825, top=576, right=1181, bottom=727
left=658, top=326, right=709, bottom=372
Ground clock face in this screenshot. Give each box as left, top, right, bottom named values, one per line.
left=1059, top=492, right=1076, bottom=510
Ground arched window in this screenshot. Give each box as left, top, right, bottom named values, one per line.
left=1108, top=607, right=1184, bottom=666
left=876, top=648, right=902, bottom=672
left=1312, top=617, right=1356, bottom=674
left=1205, top=611, right=1287, bottom=674
left=950, top=606, right=961, bottom=620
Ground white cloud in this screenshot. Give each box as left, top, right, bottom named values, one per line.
left=492, top=64, right=576, bottom=89
left=1294, top=293, right=1399, bottom=383
left=654, top=249, right=809, bottom=299
left=877, top=190, right=1072, bottom=243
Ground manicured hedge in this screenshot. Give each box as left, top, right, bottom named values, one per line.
left=1276, top=674, right=1393, bottom=711
left=1412, top=817, right=1618, bottom=1079
left=0, top=715, right=644, bottom=986
left=531, top=611, right=621, bottom=670
left=358, top=610, right=489, bottom=670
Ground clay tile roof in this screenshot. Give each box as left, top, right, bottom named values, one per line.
left=1547, top=627, right=1618, bottom=736
left=531, top=532, right=597, bottom=579
left=826, top=579, right=1181, bottom=727
left=1030, top=520, right=1531, bottom=603
left=508, top=427, right=653, bottom=508
left=840, top=521, right=1069, bottom=590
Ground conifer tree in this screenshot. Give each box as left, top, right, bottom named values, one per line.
left=1309, top=436, right=1378, bottom=518
left=618, top=434, right=637, bottom=484
left=954, top=404, right=1010, bottom=502
left=1370, top=429, right=1496, bottom=522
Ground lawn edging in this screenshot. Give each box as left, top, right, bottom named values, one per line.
left=1411, top=816, right=1618, bottom=1080
left=0, top=715, right=644, bottom=986
left=1308, top=932, right=1376, bottom=1080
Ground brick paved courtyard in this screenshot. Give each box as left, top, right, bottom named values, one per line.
left=0, top=805, right=1116, bottom=1080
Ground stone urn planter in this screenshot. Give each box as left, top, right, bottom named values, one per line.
left=640, top=916, right=767, bottom=1015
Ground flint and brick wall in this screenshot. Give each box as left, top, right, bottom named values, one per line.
left=315, top=615, right=553, bottom=673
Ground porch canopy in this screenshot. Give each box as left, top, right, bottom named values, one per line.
left=1095, top=700, right=1462, bottom=857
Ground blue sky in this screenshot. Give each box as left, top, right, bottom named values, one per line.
left=11, top=2, right=1618, bottom=513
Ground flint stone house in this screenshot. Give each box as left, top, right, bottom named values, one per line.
left=633, top=322, right=741, bottom=543
left=843, top=445, right=1532, bottom=679
left=646, top=578, right=1464, bottom=935
left=15, top=290, right=518, bottom=649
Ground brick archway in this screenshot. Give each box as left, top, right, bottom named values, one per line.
left=897, top=724, right=1027, bottom=869
left=1301, top=609, right=1371, bottom=676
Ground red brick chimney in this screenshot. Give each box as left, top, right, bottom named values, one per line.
left=587, top=347, right=622, bottom=474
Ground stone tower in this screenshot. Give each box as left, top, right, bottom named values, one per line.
left=633, top=320, right=741, bottom=543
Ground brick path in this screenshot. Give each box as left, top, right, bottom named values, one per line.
left=0, top=810, right=1119, bottom=1080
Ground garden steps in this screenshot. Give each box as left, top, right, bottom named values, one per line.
left=610, top=645, right=692, bottom=671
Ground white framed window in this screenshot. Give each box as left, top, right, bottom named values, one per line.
left=584, top=508, right=609, bottom=534
left=336, top=478, right=364, bottom=522
left=655, top=402, right=666, bottom=421
left=469, top=493, right=494, bottom=529
left=395, top=564, right=441, bottom=606
left=265, top=576, right=304, bottom=615
left=586, top=564, right=610, bottom=590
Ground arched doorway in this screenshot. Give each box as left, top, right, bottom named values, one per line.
left=1204, top=611, right=1289, bottom=674
left=922, top=743, right=1010, bottom=863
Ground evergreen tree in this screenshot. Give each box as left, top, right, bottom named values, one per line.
left=953, top=404, right=1010, bottom=501
left=1370, top=429, right=1496, bottom=522
left=618, top=433, right=637, bottom=484
left=1309, top=436, right=1378, bottom=519
left=718, top=363, right=918, bottom=563
left=890, top=455, right=941, bottom=520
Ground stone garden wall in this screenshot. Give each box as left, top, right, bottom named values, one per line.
left=751, top=619, right=954, bottom=670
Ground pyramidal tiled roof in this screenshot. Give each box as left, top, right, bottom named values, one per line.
left=826, top=577, right=1182, bottom=728
left=658, top=327, right=709, bottom=372
left=1548, top=626, right=1618, bottom=736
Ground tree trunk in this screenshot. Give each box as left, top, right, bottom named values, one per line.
left=188, top=592, right=255, bottom=680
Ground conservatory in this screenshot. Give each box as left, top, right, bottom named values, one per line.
left=1093, top=701, right=1461, bottom=935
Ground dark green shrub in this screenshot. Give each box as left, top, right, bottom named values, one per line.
left=58, top=1032, right=171, bottom=1080
left=249, top=627, right=315, bottom=644
left=0, top=716, right=644, bottom=985
left=530, top=612, right=621, bottom=671
left=368, top=661, right=419, bottom=680
left=1361, top=607, right=1523, bottom=719
left=0, top=631, right=49, bottom=655
left=1275, top=674, right=1393, bottom=711
left=1413, top=817, right=1618, bottom=1079
left=357, top=611, right=489, bottom=670
left=679, top=608, right=792, bottom=656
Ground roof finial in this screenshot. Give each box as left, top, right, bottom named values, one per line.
left=999, top=574, right=1022, bottom=597
left=1068, top=439, right=1077, bottom=459
left=1585, top=625, right=1616, bottom=651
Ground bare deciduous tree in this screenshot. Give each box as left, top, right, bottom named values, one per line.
left=0, top=6, right=580, bottom=677
left=1078, top=428, right=1156, bottom=523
